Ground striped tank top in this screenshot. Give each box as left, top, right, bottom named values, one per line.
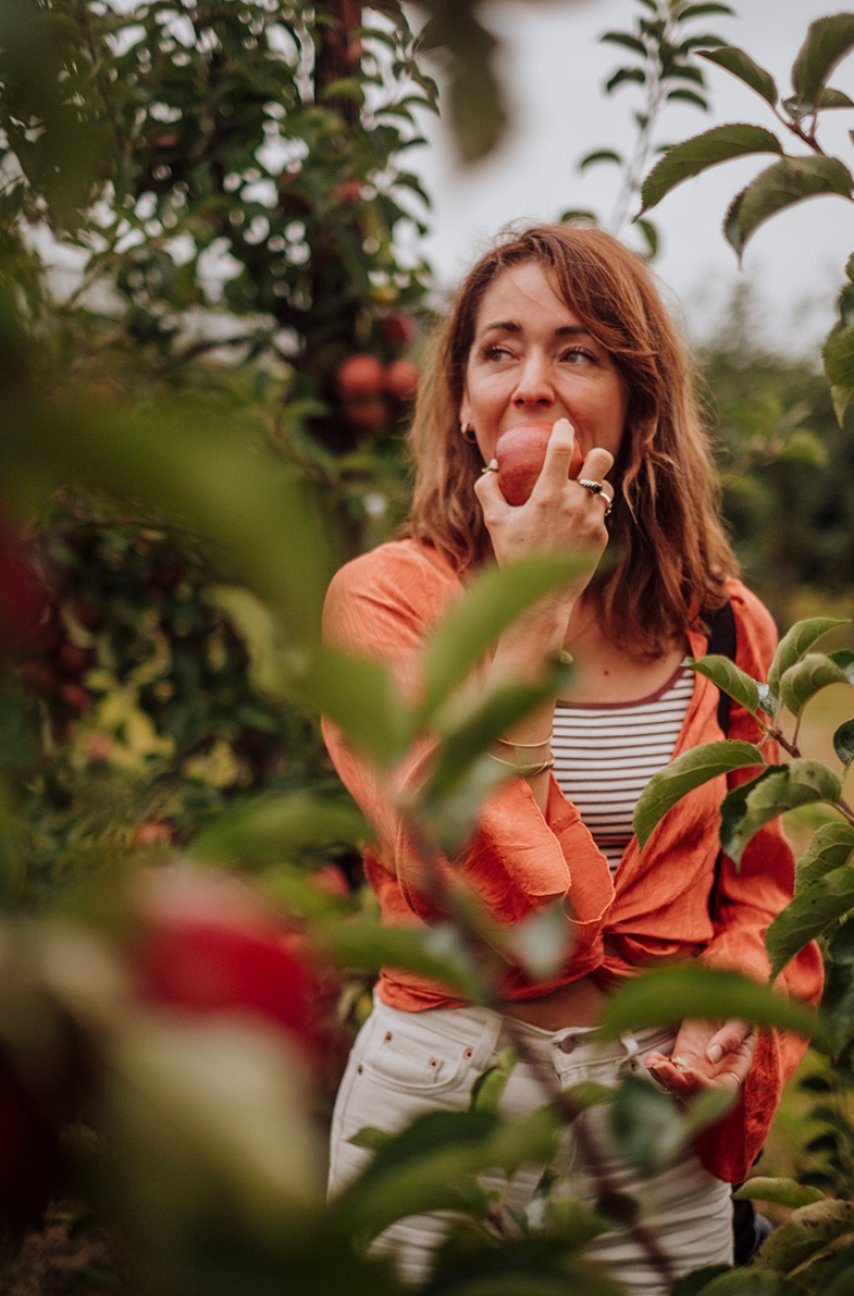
left=552, top=665, right=694, bottom=872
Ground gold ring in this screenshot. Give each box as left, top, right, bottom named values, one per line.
left=578, top=479, right=613, bottom=517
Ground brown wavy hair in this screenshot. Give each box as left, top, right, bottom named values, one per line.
left=404, top=222, right=737, bottom=657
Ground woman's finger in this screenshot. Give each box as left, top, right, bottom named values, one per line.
left=705, top=1020, right=752, bottom=1065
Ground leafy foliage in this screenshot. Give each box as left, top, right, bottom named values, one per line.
left=639, top=12, right=854, bottom=419
left=572, top=0, right=734, bottom=254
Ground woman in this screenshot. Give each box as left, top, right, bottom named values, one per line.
left=321, top=224, right=821, bottom=1291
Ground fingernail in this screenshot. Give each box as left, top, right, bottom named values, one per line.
left=707, top=1044, right=723, bottom=1064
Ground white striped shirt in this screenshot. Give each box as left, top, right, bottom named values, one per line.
left=552, top=666, right=695, bottom=872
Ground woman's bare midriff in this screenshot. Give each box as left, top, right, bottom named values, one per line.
left=501, top=973, right=608, bottom=1030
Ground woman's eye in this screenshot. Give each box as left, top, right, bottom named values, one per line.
left=561, top=347, right=596, bottom=365
left=482, top=345, right=513, bottom=362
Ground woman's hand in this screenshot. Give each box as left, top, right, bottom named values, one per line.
left=474, top=418, right=614, bottom=589
left=644, top=1019, right=757, bottom=1100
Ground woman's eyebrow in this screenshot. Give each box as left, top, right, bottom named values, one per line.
left=478, top=320, right=593, bottom=338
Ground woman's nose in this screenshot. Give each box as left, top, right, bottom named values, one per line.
left=513, top=353, right=555, bottom=406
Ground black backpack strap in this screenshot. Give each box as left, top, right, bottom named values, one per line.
left=701, top=601, right=770, bottom=1259
left=704, top=600, right=736, bottom=734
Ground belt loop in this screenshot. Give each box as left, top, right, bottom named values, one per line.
left=470, top=1008, right=503, bottom=1070
left=620, top=1030, right=643, bottom=1072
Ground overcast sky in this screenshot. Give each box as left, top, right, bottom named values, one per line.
left=408, top=0, right=852, bottom=359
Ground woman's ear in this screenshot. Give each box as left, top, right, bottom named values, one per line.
left=459, top=394, right=471, bottom=428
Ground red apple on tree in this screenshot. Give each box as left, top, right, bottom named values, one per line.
left=384, top=358, right=419, bottom=402
left=335, top=353, right=385, bottom=400
left=132, top=867, right=320, bottom=1056
left=495, top=420, right=584, bottom=506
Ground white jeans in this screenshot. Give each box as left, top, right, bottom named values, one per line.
left=329, top=997, right=734, bottom=1293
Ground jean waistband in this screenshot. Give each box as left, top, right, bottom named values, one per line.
left=371, top=992, right=674, bottom=1070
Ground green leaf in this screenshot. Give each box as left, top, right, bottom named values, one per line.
left=778, top=652, right=850, bottom=716
left=635, top=217, right=660, bottom=259
left=601, top=32, right=648, bottom=57
left=724, top=156, right=854, bottom=261
left=633, top=740, right=765, bottom=848
left=416, top=752, right=511, bottom=856
left=193, top=790, right=369, bottom=862
left=677, top=3, right=736, bottom=17
left=469, top=1047, right=518, bottom=1114
left=722, top=759, right=843, bottom=866
left=795, top=822, right=854, bottom=893
left=606, top=67, right=647, bottom=94
left=578, top=149, right=623, bottom=172
left=834, top=719, right=854, bottom=767
left=700, top=46, right=778, bottom=105
left=418, top=555, right=583, bottom=721
left=755, top=1199, right=854, bottom=1274
left=767, top=863, right=854, bottom=979
left=338, top=1105, right=560, bottom=1238
left=791, top=14, right=854, bottom=113
left=558, top=208, right=600, bottom=225
left=612, top=1073, right=680, bottom=1175
left=823, top=320, right=854, bottom=426
left=685, top=654, right=761, bottom=714
left=665, top=88, right=710, bottom=110
left=683, top=1271, right=787, bottom=1295
left=822, top=919, right=854, bottom=1052
left=786, top=86, right=854, bottom=112
left=733, top=1177, right=825, bottom=1208
left=641, top=123, right=782, bottom=212
left=830, top=649, right=854, bottom=679
left=427, top=661, right=569, bottom=799
left=600, top=964, right=825, bottom=1045
left=561, top=1079, right=616, bottom=1113
left=310, top=645, right=412, bottom=769
left=768, top=617, right=850, bottom=698
left=314, top=919, right=486, bottom=1001
left=502, top=904, right=573, bottom=981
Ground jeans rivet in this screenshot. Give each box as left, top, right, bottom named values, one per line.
left=558, top=1036, right=576, bottom=1054
left=384, top=1031, right=393, bottom=1042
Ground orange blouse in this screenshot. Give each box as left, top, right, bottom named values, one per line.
left=321, top=538, right=823, bottom=1181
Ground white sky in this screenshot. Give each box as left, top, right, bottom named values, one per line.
left=407, top=0, right=853, bottom=359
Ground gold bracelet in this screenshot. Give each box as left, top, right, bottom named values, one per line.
left=497, top=732, right=554, bottom=750
left=488, top=753, right=555, bottom=777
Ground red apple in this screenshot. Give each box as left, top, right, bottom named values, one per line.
left=342, top=396, right=388, bottom=431
left=495, top=421, right=584, bottom=506
left=133, top=867, right=318, bottom=1055
left=133, top=821, right=174, bottom=849
left=384, top=358, right=419, bottom=402
left=378, top=312, right=416, bottom=350
left=335, top=353, right=385, bottom=400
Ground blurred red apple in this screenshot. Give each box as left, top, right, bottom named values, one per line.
left=378, top=312, right=415, bottom=350
left=342, top=396, right=388, bottom=431
left=0, top=525, right=50, bottom=658
left=335, top=353, right=384, bottom=400
left=495, top=421, right=585, bottom=506
left=133, top=868, right=318, bottom=1055
left=133, top=821, right=174, bottom=849
left=384, top=358, right=419, bottom=402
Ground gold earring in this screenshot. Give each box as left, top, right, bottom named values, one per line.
left=460, top=421, right=478, bottom=444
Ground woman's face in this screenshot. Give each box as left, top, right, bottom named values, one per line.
left=460, top=260, right=629, bottom=468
